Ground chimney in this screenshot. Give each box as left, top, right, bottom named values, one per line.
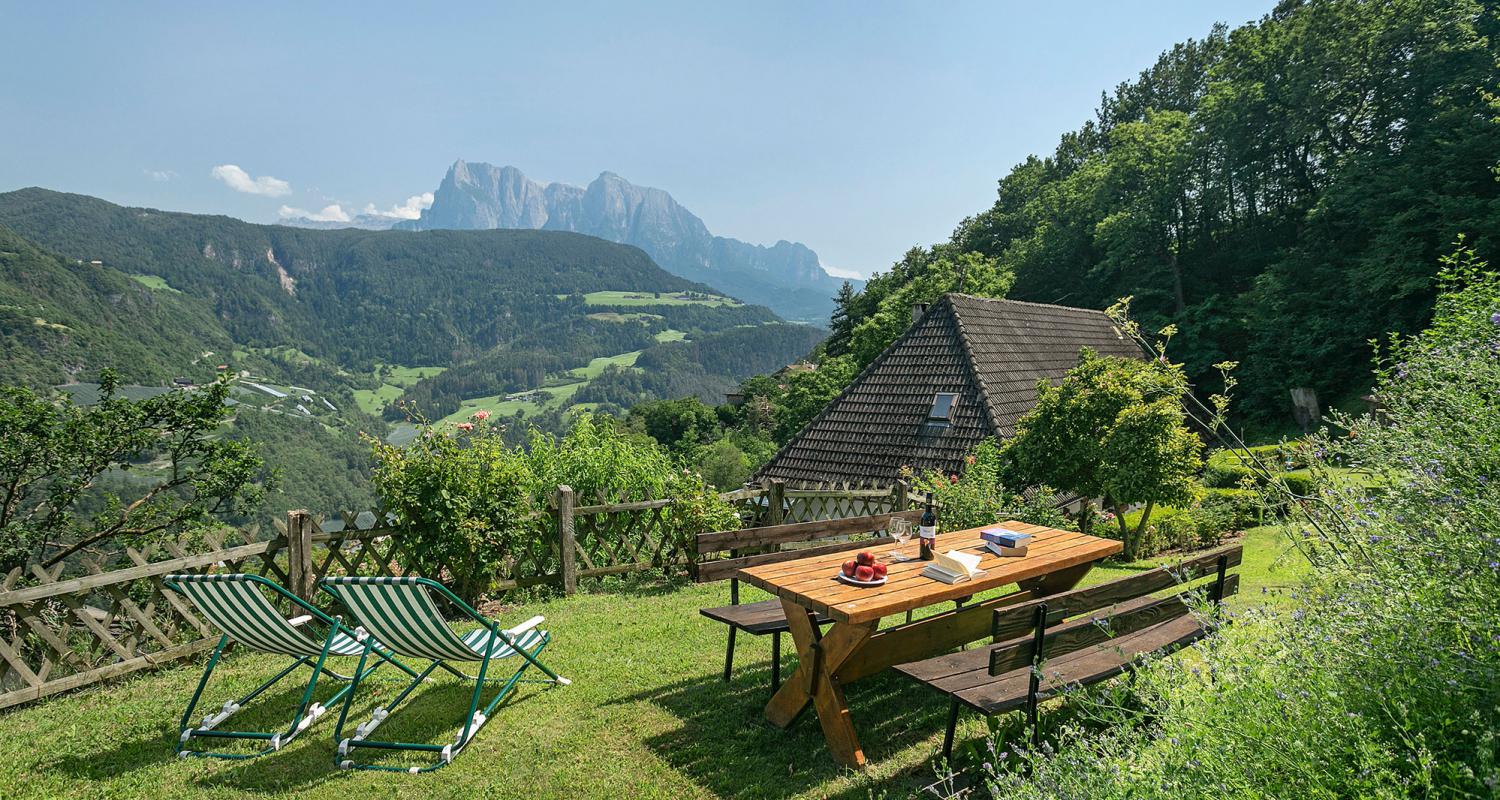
left=911, top=302, right=929, bottom=325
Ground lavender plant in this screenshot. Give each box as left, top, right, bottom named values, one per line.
left=975, top=245, right=1500, bottom=798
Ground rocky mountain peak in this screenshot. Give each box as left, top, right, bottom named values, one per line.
left=397, top=160, right=860, bottom=321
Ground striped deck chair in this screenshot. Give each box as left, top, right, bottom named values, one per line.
left=319, top=576, right=569, bottom=773
left=162, top=573, right=418, bottom=760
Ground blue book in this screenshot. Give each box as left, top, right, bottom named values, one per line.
left=981, top=528, right=1033, bottom=548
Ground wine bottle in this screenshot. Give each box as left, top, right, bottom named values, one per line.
left=918, top=500, right=937, bottom=561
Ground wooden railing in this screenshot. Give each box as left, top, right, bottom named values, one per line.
left=0, top=480, right=917, bottom=711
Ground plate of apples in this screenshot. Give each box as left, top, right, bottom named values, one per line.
left=838, top=551, right=889, bottom=586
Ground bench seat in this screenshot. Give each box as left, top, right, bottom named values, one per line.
left=893, top=542, right=1242, bottom=761
left=699, top=599, right=832, bottom=635
left=692, top=502, right=921, bottom=695
left=895, top=610, right=1207, bottom=714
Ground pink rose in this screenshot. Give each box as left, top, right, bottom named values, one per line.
left=456, top=422, right=475, bottom=431
left=472, top=409, right=491, bottom=421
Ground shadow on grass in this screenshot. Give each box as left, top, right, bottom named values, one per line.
left=49, top=680, right=326, bottom=781
left=609, top=658, right=954, bottom=799
left=192, top=673, right=545, bottom=792
left=578, top=570, right=695, bottom=599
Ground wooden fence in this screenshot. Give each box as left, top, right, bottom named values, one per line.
left=0, top=480, right=915, bottom=711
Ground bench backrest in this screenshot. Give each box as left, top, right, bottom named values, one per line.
left=988, top=542, right=1243, bottom=676
left=691, top=509, right=923, bottom=584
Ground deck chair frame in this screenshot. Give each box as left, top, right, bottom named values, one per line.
left=319, top=576, right=570, bottom=773
left=162, top=573, right=418, bottom=760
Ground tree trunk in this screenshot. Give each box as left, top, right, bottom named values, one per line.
left=1170, top=250, right=1186, bottom=316
left=1130, top=500, right=1156, bottom=561
left=1112, top=502, right=1133, bottom=560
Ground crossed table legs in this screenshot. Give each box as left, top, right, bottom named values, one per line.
left=762, top=561, right=1097, bottom=768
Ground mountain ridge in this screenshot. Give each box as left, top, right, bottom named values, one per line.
left=382, top=160, right=854, bottom=321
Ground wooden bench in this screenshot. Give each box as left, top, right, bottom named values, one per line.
left=894, top=542, right=1242, bottom=761
left=691, top=509, right=923, bottom=694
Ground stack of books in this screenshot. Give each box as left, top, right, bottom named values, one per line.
left=921, top=550, right=987, bottom=584
left=981, top=527, right=1034, bottom=557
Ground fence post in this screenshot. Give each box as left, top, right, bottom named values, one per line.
left=766, top=479, right=785, bottom=527
left=894, top=479, right=909, bottom=512
left=557, top=485, right=577, bottom=595
left=286, top=509, right=314, bottom=601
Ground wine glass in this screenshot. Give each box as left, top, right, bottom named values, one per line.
left=889, top=518, right=913, bottom=561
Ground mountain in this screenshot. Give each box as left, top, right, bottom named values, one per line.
left=0, top=188, right=827, bottom=514
left=0, top=188, right=729, bottom=370
left=0, top=223, right=231, bottom=386
left=392, top=161, right=855, bottom=322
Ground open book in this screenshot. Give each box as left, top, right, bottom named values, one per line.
left=921, top=550, right=987, bottom=584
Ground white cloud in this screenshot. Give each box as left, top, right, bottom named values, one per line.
left=362, top=192, right=434, bottom=220
left=277, top=203, right=350, bottom=222
left=211, top=164, right=292, bottom=197
left=144, top=169, right=178, bottom=182
left=821, top=263, right=866, bottom=280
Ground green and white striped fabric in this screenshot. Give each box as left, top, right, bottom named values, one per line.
left=167, top=574, right=377, bottom=657
left=323, top=577, right=545, bottom=662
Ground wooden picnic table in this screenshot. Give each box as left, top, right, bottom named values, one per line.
left=736, top=521, right=1122, bottom=768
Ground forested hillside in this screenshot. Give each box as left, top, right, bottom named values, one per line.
left=0, top=225, right=231, bottom=386
left=835, top=0, right=1500, bottom=424
left=0, top=188, right=720, bottom=370
left=616, top=0, right=1500, bottom=481
left=0, top=192, right=826, bottom=513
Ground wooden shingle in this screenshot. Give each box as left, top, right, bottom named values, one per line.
left=756, top=294, right=1144, bottom=487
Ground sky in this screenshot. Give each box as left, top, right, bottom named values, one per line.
left=0, top=1, right=1273, bottom=279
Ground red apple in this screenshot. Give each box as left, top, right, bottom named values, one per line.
left=841, top=560, right=858, bottom=578
left=856, top=551, right=875, bottom=567
left=855, top=564, right=875, bottom=581
left=872, top=562, right=888, bottom=578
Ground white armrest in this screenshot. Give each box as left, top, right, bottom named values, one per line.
left=504, top=615, right=545, bottom=636
left=286, top=615, right=313, bottom=627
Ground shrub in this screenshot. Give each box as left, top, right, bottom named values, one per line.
left=911, top=439, right=1071, bottom=532
left=1199, top=486, right=1262, bottom=529
left=1201, top=459, right=1256, bottom=489
left=1001, top=349, right=1202, bottom=559
left=977, top=245, right=1500, bottom=798
left=1275, top=471, right=1316, bottom=497
left=369, top=413, right=738, bottom=602
left=368, top=418, right=544, bottom=602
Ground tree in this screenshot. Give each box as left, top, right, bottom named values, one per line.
left=1002, top=349, right=1201, bottom=559
left=823, top=280, right=858, bottom=357
left=847, top=250, right=1014, bottom=368
left=627, top=396, right=720, bottom=453
left=0, top=371, right=266, bottom=572
left=773, top=356, right=858, bottom=443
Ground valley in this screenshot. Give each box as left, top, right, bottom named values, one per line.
left=0, top=190, right=829, bottom=519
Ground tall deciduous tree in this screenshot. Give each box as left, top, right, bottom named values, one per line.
left=1002, top=349, right=1202, bottom=559
left=0, top=372, right=266, bottom=572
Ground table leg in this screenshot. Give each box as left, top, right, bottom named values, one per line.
left=764, top=599, right=877, bottom=768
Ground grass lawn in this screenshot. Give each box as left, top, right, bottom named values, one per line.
left=352, top=366, right=446, bottom=415
left=564, top=290, right=742, bottom=308
left=129, top=274, right=182, bottom=293
left=654, top=329, right=688, bottom=343
left=585, top=311, right=664, bottom=323
left=0, top=526, right=1306, bottom=799
left=436, top=352, right=643, bottom=425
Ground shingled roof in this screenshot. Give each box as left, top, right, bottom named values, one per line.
left=756, top=293, right=1144, bottom=487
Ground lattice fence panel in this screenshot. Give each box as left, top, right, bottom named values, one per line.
left=0, top=526, right=287, bottom=711
left=573, top=502, right=685, bottom=576
left=784, top=483, right=900, bottom=523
